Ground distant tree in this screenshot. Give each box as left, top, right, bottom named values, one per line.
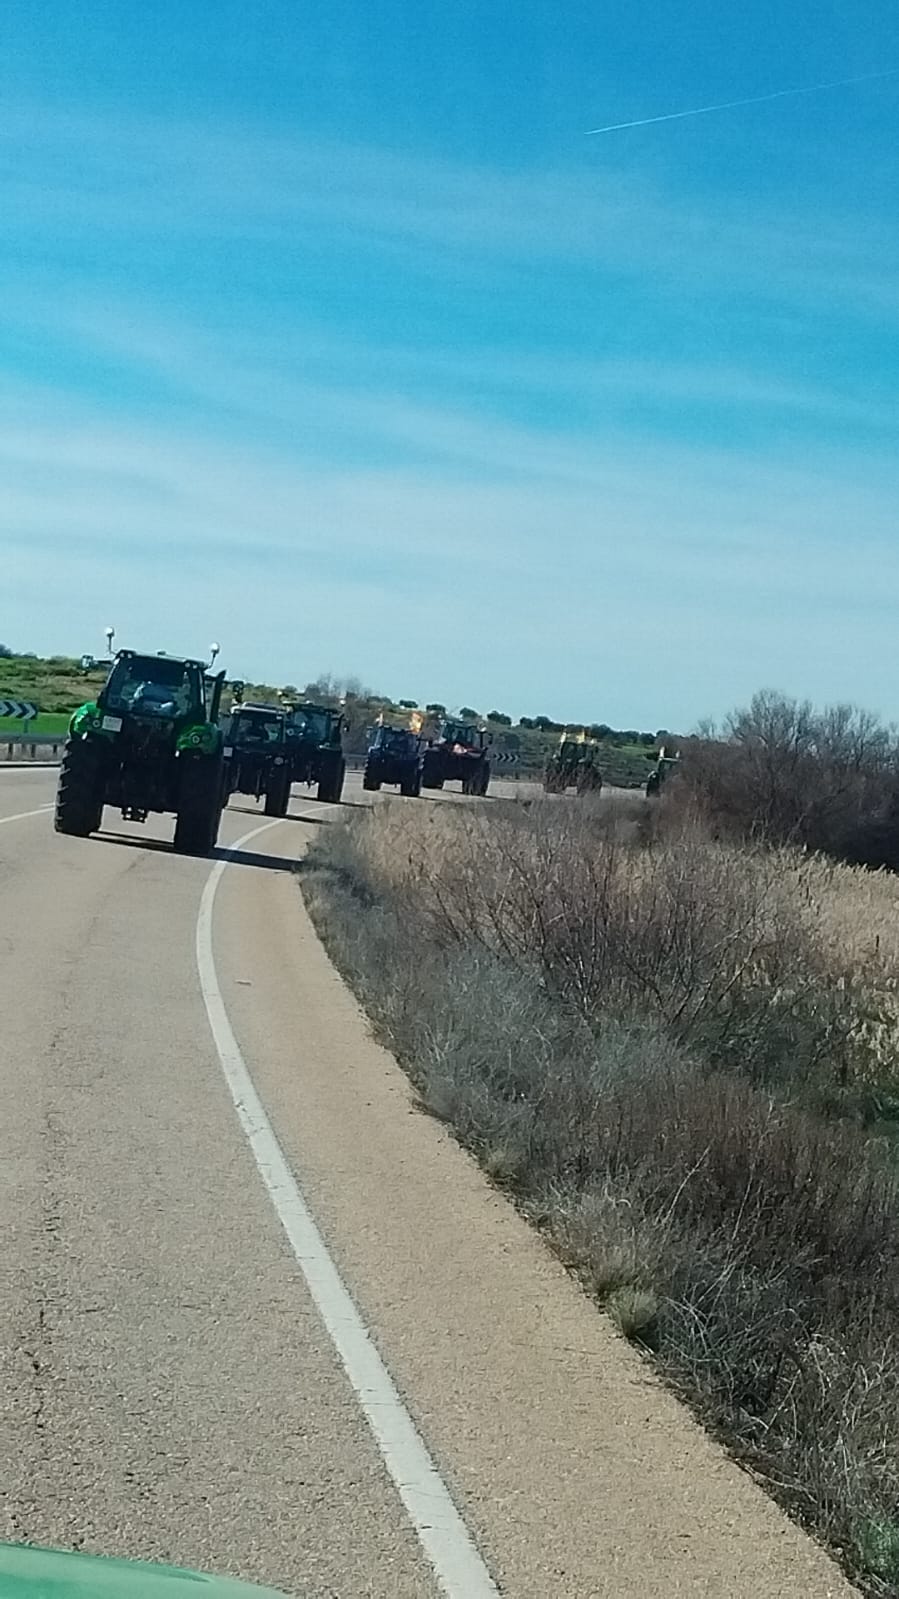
left=588, top=723, right=608, bottom=740
left=425, top=702, right=446, bottom=716
left=655, top=729, right=670, bottom=742
left=486, top=710, right=512, bottom=726
left=305, top=671, right=375, bottom=702
left=534, top=715, right=564, bottom=733
left=0, top=643, right=13, bottom=658
left=517, top=716, right=536, bottom=730
left=639, top=732, right=655, bottom=746
left=281, top=684, right=298, bottom=696
left=459, top=706, right=479, bottom=720
left=304, top=678, right=336, bottom=702
left=398, top=699, right=418, bottom=709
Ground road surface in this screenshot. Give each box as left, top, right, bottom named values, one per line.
left=0, top=767, right=855, bottom=1597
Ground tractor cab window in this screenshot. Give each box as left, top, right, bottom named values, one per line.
left=233, top=713, right=283, bottom=746
left=104, top=657, right=199, bottom=719
left=287, top=709, right=332, bottom=743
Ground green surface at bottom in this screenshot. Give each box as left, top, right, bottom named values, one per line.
left=0, top=1544, right=292, bottom=1598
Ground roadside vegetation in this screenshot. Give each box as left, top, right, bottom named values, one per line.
left=302, top=765, right=899, bottom=1596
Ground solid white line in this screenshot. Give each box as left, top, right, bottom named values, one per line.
left=196, top=815, right=498, bottom=1599
left=0, top=804, right=53, bottom=827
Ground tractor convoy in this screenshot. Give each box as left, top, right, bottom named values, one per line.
left=52, top=643, right=678, bottom=855
left=53, top=650, right=496, bottom=855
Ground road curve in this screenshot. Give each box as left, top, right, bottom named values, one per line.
left=0, top=767, right=856, bottom=1597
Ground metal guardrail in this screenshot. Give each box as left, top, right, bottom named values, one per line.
left=1, top=733, right=65, bottom=762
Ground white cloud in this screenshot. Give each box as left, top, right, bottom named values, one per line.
left=3, top=99, right=899, bottom=322
left=5, top=378, right=899, bottom=726
left=4, top=100, right=898, bottom=724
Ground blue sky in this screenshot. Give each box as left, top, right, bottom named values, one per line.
left=3, top=2, right=899, bottom=728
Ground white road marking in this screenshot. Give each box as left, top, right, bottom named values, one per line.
left=0, top=804, right=53, bottom=827
left=196, top=815, right=499, bottom=1599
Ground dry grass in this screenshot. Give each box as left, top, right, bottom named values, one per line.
left=301, top=797, right=899, bottom=1595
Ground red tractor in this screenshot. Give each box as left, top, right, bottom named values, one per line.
left=422, top=719, right=491, bottom=796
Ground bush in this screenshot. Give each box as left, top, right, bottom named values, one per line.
left=674, top=691, right=899, bottom=869
left=302, top=801, right=899, bottom=1594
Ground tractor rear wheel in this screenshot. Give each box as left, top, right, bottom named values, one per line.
left=174, top=754, right=224, bottom=855
left=362, top=768, right=381, bottom=792
left=55, top=738, right=104, bottom=837
left=317, top=755, right=346, bottom=804
left=264, top=764, right=291, bottom=817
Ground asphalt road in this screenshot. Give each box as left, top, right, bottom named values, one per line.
left=0, top=767, right=857, bottom=1597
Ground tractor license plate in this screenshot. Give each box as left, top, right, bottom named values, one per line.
left=101, top=715, right=123, bottom=732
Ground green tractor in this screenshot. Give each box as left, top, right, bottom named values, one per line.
left=55, top=649, right=228, bottom=854
left=223, top=702, right=293, bottom=816
left=645, top=745, right=680, bottom=797
left=543, top=735, right=604, bottom=796
left=282, top=702, right=346, bottom=803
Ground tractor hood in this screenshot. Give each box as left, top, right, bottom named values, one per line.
left=0, top=1543, right=290, bottom=1597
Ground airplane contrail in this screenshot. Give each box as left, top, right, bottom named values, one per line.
left=585, top=65, right=899, bottom=135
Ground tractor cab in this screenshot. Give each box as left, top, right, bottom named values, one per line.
left=284, top=703, right=345, bottom=749
left=101, top=652, right=207, bottom=724
left=439, top=720, right=490, bottom=753
left=371, top=725, right=421, bottom=758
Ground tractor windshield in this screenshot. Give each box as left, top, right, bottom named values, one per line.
left=287, top=709, right=333, bottom=744
left=103, top=656, right=200, bottom=720
left=231, top=712, right=283, bottom=747
left=378, top=728, right=414, bottom=753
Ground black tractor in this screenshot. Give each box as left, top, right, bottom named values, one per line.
left=55, top=649, right=227, bottom=854
left=223, top=703, right=293, bottom=816
left=363, top=726, right=424, bottom=796
left=282, top=702, right=346, bottom=803
left=422, top=719, right=491, bottom=796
